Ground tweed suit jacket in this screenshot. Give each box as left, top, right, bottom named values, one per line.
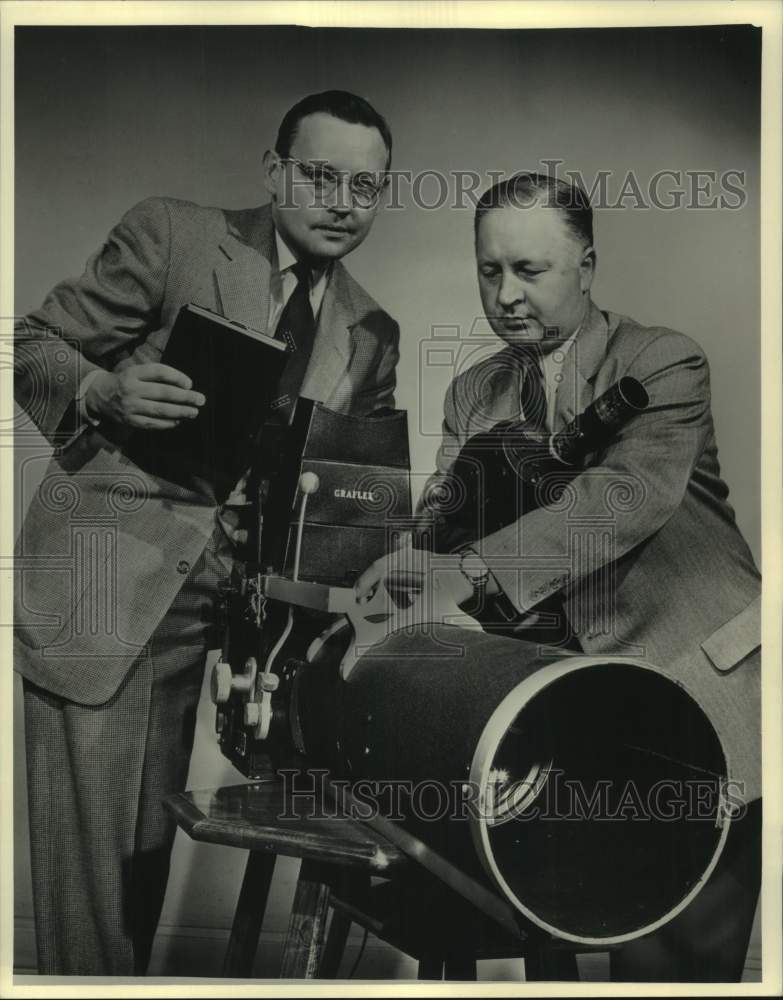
left=14, top=197, right=400, bottom=705
left=423, top=301, right=761, bottom=800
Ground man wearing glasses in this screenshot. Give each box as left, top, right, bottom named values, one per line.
left=14, top=90, right=397, bottom=975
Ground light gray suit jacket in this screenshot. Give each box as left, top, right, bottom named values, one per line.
left=14, top=198, right=400, bottom=705
left=423, top=301, right=761, bottom=800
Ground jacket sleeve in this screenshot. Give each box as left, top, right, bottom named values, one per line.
left=463, top=331, right=714, bottom=611
left=14, top=197, right=172, bottom=445
left=415, top=378, right=462, bottom=515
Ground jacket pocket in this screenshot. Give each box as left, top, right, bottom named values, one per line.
left=700, top=595, right=761, bottom=673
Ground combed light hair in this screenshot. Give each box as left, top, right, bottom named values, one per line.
left=475, top=172, right=593, bottom=248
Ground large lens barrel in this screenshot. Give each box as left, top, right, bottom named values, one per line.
left=334, top=625, right=730, bottom=946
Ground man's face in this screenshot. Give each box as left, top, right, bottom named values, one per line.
left=475, top=202, right=595, bottom=350
left=264, top=112, right=388, bottom=263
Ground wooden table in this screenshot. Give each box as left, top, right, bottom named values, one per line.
left=165, top=778, right=579, bottom=981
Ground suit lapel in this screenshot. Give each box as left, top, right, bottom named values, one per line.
left=552, top=300, right=609, bottom=431
left=300, top=261, right=361, bottom=404
left=212, top=205, right=367, bottom=406
left=213, top=206, right=274, bottom=332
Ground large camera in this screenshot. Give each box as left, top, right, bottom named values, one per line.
left=211, top=399, right=413, bottom=777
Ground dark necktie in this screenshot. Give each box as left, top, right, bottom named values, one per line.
left=519, top=347, right=547, bottom=429
left=272, top=260, right=317, bottom=418
left=515, top=346, right=580, bottom=649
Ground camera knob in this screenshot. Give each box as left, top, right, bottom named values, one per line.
left=299, top=471, right=320, bottom=495
left=211, top=659, right=234, bottom=704
left=244, top=701, right=260, bottom=727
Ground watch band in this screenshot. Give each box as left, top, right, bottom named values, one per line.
left=458, top=547, right=490, bottom=593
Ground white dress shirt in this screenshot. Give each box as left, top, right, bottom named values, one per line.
left=221, top=231, right=331, bottom=507
left=269, top=230, right=330, bottom=330
left=540, top=326, right=581, bottom=432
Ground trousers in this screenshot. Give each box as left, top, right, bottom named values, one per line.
left=610, top=797, right=761, bottom=982
left=23, top=522, right=234, bottom=976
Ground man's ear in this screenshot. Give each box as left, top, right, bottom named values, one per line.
left=262, top=149, right=280, bottom=199
left=579, top=246, right=596, bottom=294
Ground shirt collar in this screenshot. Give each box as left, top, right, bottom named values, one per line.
left=558, top=322, right=581, bottom=358
left=541, top=323, right=580, bottom=374
left=274, top=229, right=329, bottom=285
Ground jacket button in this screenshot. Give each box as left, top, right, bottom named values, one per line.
left=177, top=559, right=191, bottom=575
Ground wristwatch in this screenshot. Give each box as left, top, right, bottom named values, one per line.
left=75, top=369, right=104, bottom=427
left=458, top=547, right=490, bottom=598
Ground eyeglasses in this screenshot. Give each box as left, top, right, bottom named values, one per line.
left=279, top=157, right=387, bottom=209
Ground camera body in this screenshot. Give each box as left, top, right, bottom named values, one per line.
left=213, top=400, right=413, bottom=777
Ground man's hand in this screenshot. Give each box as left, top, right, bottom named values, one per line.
left=354, top=536, right=474, bottom=609
left=86, top=364, right=205, bottom=429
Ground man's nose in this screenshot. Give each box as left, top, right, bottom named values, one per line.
left=328, top=176, right=353, bottom=215
left=497, top=272, right=525, bottom=309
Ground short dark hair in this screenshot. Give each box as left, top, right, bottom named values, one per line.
left=475, top=173, right=594, bottom=248
left=275, top=90, right=392, bottom=170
